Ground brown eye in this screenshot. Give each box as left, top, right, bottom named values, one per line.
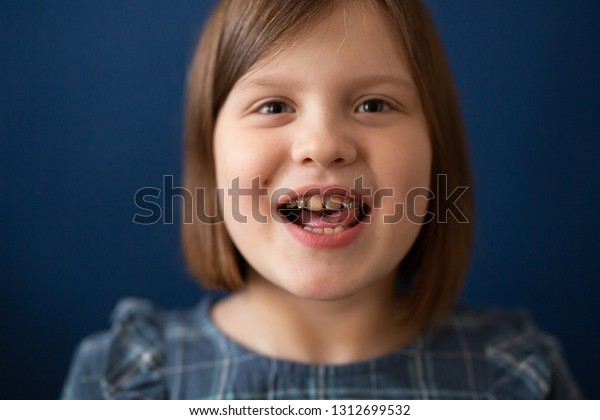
left=258, top=102, right=293, bottom=114
left=356, top=100, right=389, bottom=113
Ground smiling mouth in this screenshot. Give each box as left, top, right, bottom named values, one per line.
left=278, top=194, right=370, bottom=234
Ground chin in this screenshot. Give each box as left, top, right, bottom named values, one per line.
left=279, top=275, right=372, bottom=302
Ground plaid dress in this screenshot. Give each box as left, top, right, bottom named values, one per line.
left=62, top=296, right=581, bottom=399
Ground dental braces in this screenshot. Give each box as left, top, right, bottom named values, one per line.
left=284, top=199, right=359, bottom=211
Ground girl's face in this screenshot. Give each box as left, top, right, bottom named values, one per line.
left=214, top=3, right=431, bottom=301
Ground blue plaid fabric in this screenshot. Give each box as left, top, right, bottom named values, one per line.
left=62, top=296, right=581, bottom=399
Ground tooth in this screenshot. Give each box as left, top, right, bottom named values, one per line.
left=303, top=226, right=325, bottom=234
left=284, top=202, right=295, bottom=209
left=325, top=196, right=344, bottom=210
left=341, top=197, right=353, bottom=209
left=324, top=228, right=335, bottom=235
left=306, top=196, right=324, bottom=211
left=334, top=226, right=345, bottom=233
left=343, top=200, right=362, bottom=209
left=297, top=199, right=305, bottom=209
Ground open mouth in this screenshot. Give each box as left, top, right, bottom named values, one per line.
left=277, top=194, right=370, bottom=235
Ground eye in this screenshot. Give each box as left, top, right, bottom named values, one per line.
left=257, top=101, right=294, bottom=114
left=355, top=99, right=391, bottom=113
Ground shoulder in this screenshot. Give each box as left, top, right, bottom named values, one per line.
left=62, top=296, right=217, bottom=400
left=61, top=330, right=112, bottom=399
left=432, top=306, right=581, bottom=399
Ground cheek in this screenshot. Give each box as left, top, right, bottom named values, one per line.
left=377, top=133, right=431, bottom=185
left=373, top=131, right=432, bottom=222
left=214, top=123, right=283, bottom=188
left=214, top=129, right=282, bottom=224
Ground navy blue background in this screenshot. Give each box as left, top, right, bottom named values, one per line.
left=2, top=1, right=598, bottom=399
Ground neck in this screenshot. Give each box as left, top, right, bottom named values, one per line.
left=212, top=269, right=416, bottom=364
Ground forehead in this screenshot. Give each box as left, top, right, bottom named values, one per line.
left=234, top=1, right=415, bottom=90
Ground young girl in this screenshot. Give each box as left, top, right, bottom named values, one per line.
left=63, top=0, right=580, bottom=399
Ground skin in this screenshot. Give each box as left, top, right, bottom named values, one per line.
left=211, top=2, right=432, bottom=364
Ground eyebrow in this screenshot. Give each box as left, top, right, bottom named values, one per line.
left=345, top=74, right=416, bottom=92
left=236, top=74, right=416, bottom=92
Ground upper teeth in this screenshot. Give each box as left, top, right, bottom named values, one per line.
left=285, top=195, right=359, bottom=211
left=307, top=196, right=324, bottom=211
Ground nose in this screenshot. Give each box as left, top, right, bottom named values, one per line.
left=290, top=111, right=357, bottom=168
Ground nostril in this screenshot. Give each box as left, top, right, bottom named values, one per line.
left=292, top=134, right=357, bottom=168
left=301, top=157, right=345, bottom=167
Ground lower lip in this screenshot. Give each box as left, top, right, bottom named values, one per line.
left=284, top=219, right=367, bottom=249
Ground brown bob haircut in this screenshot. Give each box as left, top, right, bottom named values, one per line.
left=182, top=0, right=473, bottom=331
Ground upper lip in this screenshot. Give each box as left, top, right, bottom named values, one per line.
left=274, top=184, right=373, bottom=209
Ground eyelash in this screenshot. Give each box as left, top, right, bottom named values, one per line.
left=355, top=99, right=392, bottom=113
left=257, top=102, right=294, bottom=114
left=255, top=98, right=394, bottom=115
